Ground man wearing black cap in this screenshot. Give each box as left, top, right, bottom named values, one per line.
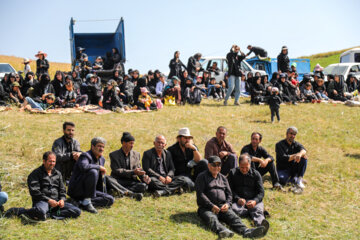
left=167, top=128, right=208, bottom=191
left=195, top=156, right=265, bottom=239
left=110, top=132, right=150, bottom=194
left=277, top=46, right=290, bottom=73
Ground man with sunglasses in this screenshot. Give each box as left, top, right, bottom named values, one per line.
left=275, top=127, right=308, bottom=192
left=195, top=156, right=265, bottom=239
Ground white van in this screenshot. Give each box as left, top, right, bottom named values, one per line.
left=340, top=48, right=360, bottom=63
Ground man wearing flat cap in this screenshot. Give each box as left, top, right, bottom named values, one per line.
left=110, top=132, right=151, bottom=194
left=195, top=156, right=265, bottom=239
left=167, top=128, right=208, bottom=191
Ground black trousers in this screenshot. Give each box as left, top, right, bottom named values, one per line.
left=115, top=178, right=148, bottom=193
left=255, top=161, right=280, bottom=186
left=221, top=154, right=237, bottom=176
left=198, top=207, right=247, bottom=234
left=270, top=108, right=280, bottom=121
left=18, top=201, right=81, bottom=221
left=148, top=176, right=186, bottom=194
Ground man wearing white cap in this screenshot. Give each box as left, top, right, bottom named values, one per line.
left=167, top=128, right=208, bottom=191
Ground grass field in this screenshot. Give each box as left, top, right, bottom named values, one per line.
left=1, top=99, right=360, bottom=239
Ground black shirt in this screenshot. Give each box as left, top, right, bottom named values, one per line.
left=227, top=167, right=264, bottom=204
left=195, top=170, right=232, bottom=210
left=156, top=156, right=167, bottom=177
left=121, top=148, right=130, bottom=169
left=241, top=144, right=274, bottom=169
left=27, top=165, right=66, bottom=203
left=275, top=139, right=306, bottom=170
left=167, top=142, right=197, bottom=176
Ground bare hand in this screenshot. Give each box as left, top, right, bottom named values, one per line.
left=295, top=154, right=301, bottom=163
left=134, top=168, right=145, bottom=176
left=238, top=198, right=246, bottom=206
left=246, top=200, right=256, bottom=209
left=212, top=205, right=220, bottom=214
left=260, top=159, right=269, bottom=168
left=219, top=151, right=228, bottom=159
left=165, top=176, right=172, bottom=184
left=185, top=142, right=196, bottom=150
left=99, top=166, right=106, bottom=175
left=220, top=204, right=229, bottom=213
left=48, top=199, right=58, bottom=208
left=159, top=176, right=166, bottom=184
left=72, top=152, right=81, bottom=161
left=143, top=175, right=151, bottom=184
left=58, top=200, right=65, bottom=208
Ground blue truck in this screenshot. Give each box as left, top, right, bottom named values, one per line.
left=246, top=57, right=310, bottom=81
left=69, top=17, right=126, bottom=81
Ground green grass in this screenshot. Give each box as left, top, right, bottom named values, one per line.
left=1, top=99, right=360, bottom=239
left=299, top=46, right=360, bottom=70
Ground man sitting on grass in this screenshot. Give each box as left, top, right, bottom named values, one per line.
left=195, top=156, right=265, bottom=239
left=228, top=154, right=270, bottom=236
left=275, top=127, right=308, bottom=193
left=4, top=151, right=81, bottom=223
left=67, top=137, right=114, bottom=214
left=20, top=93, right=55, bottom=111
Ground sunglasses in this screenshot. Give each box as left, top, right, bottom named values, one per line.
left=211, top=163, right=221, bottom=167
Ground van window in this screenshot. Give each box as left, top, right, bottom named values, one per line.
left=340, top=54, right=351, bottom=63
left=355, top=53, right=360, bottom=63
left=350, top=65, right=360, bottom=73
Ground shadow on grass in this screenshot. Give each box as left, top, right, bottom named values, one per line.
left=345, top=153, right=360, bottom=159
left=249, top=120, right=269, bottom=124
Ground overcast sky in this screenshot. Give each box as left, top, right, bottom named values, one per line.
left=0, top=0, right=359, bottom=73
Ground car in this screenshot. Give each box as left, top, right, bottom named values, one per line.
left=200, top=56, right=266, bottom=83
left=323, top=63, right=360, bottom=81
left=0, top=63, right=16, bottom=81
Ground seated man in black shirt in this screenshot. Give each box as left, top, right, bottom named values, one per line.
left=52, top=121, right=82, bottom=183
left=241, top=132, right=282, bottom=190
left=195, top=156, right=265, bottom=239
left=275, top=127, right=308, bottom=192
left=110, top=132, right=151, bottom=195
left=228, top=154, right=270, bottom=236
left=167, top=128, right=207, bottom=191
left=142, top=135, right=187, bottom=197
left=4, top=152, right=81, bottom=222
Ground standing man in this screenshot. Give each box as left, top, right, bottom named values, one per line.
left=4, top=152, right=81, bottom=222
left=195, top=156, right=265, bottom=239
left=52, top=122, right=82, bottom=183
left=187, top=53, right=203, bottom=80
left=142, top=135, right=187, bottom=197
left=228, top=154, right=270, bottom=236
left=277, top=46, right=290, bottom=73
left=241, top=132, right=282, bottom=190
left=109, top=132, right=151, bottom=195
left=68, top=137, right=114, bottom=214
left=205, top=126, right=237, bottom=176
left=245, top=45, right=268, bottom=59
left=275, top=127, right=308, bottom=192
left=224, top=45, right=246, bottom=106
left=167, top=128, right=208, bottom=191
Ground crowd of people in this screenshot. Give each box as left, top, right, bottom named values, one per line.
left=1, top=45, right=359, bottom=119
left=0, top=121, right=309, bottom=238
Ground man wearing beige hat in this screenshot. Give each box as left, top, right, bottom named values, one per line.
left=167, top=128, right=208, bottom=191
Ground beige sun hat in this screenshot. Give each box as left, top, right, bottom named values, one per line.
left=177, top=127, right=193, bottom=138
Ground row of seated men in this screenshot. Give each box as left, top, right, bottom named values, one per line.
left=1, top=123, right=307, bottom=238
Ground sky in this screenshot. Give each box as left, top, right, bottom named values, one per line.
left=0, top=0, right=359, bottom=73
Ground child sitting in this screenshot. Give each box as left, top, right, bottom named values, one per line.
left=301, top=82, right=318, bottom=103
left=137, top=87, right=156, bottom=110
left=313, top=78, right=328, bottom=100
left=102, top=80, right=124, bottom=111
left=61, top=80, right=77, bottom=108
left=268, top=87, right=282, bottom=123
left=207, top=77, right=224, bottom=100
left=92, top=56, right=104, bottom=70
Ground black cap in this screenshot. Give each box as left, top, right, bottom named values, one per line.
left=121, top=132, right=135, bottom=143
left=208, top=156, right=221, bottom=164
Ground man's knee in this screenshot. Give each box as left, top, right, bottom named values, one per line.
left=104, top=194, right=115, bottom=207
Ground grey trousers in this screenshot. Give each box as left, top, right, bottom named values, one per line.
left=232, top=201, right=265, bottom=226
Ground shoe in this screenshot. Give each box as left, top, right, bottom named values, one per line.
left=218, top=229, right=234, bottom=238
left=296, top=178, right=305, bottom=189
left=3, top=207, right=22, bottom=218
left=290, top=185, right=303, bottom=194
left=234, top=101, right=240, bottom=105
left=273, top=182, right=285, bottom=191
left=260, top=219, right=270, bottom=236
left=153, top=190, right=167, bottom=198
left=19, top=213, right=41, bottom=224
left=223, top=100, right=228, bottom=106
left=175, top=187, right=184, bottom=195
left=263, top=210, right=271, bottom=218
left=243, top=226, right=265, bottom=238
left=82, top=203, right=98, bottom=214
left=133, top=193, right=143, bottom=201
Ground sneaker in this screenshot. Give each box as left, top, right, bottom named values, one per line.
left=218, top=229, right=234, bottom=238
left=133, top=193, right=143, bottom=201
left=260, top=219, right=270, bottom=236
left=273, top=182, right=285, bottom=191
left=296, top=178, right=305, bottom=189
left=82, top=203, right=98, bottom=214
left=223, top=100, right=228, bottom=106
left=243, top=226, right=265, bottom=238
left=3, top=207, right=22, bottom=218
left=290, top=185, right=303, bottom=194
left=19, top=213, right=41, bottom=224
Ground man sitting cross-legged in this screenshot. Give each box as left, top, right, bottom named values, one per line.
left=142, top=135, right=187, bottom=197
left=195, top=156, right=265, bottom=239
left=67, top=137, right=114, bottom=214
left=228, top=154, right=270, bottom=236
left=4, top=152, right=81, bottom=223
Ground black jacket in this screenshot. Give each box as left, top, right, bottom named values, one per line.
left=275, top=139, right=305, bottom=170
left=277, top=53, right=289, bottom=73
left=241, top=144, right=275, bottom=169
left=227, top=48, right=245, bottom=77
left=227, top=167, right=264, bottom=204
left=33, top=74, right=55, bottom=102
left=247, top=46, right=267, bottom=57
left=268, top=94, right=282, bottom=109
left=195, top=170, right=232, bottom=210
left=27, top=165, right=66, bottom=203
left=167, top=142, right=197, bottom=177
left=142, top=148, right=175, bottom=178
left=36, top=59, right=49, bottom=76
left=187, top=54, right=203, bottom=78
left=169, top=57, right=186, bottom=79
left=109, top=149, right=141, bottom=180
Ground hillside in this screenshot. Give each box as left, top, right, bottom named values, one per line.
left=299, top=46, right=360, bottom=70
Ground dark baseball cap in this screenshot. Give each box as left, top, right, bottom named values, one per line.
left=208, top=156, right=221, bottom=164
